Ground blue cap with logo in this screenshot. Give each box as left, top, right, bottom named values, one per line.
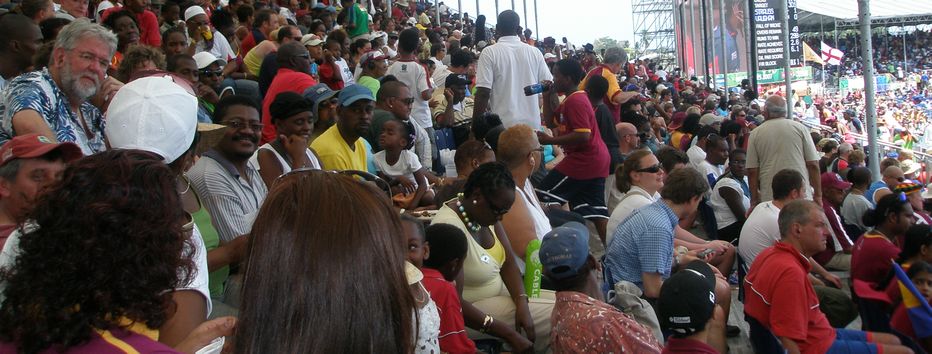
left=338, top=84, right=375, bottom=107
left=540, top=221, right=590, bottom=281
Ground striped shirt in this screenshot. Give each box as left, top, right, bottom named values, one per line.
left=188, top=149, right=267, bottom=243
left=604, top=200, right=678, bottom=288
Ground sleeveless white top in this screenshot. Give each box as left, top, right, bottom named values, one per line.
left=248, top=143, right=321, bottom=174
left=414, top=283, right=441, bottom=354
left=514, top=181, right=552, bottom=273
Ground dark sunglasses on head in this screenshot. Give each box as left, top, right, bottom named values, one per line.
left=199, top=69, right=222, bottom=78
left=636, top=163, right=663, bottom=173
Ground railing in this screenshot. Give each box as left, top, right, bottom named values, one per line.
left=800, top=120, right=932, bottom=183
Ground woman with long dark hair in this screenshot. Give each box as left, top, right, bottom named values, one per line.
left=431, top=162, right=554, bottom=353
left=0, top=150, right=193, bottom=352
left=235, top=170, right=416, bottom=353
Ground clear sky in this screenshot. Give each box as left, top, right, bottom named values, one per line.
left=441, top=0, right=636, bottom=47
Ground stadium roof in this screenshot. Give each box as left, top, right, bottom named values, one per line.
left=797, top=0, right=932, bottom=29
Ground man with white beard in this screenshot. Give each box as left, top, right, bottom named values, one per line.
left=0, top=19, right=123, bottom=155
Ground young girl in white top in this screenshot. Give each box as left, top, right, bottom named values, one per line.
left=374, top=119, right=435, bottom=209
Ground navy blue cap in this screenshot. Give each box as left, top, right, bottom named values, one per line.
left=540, top=221, right=590, bottom=281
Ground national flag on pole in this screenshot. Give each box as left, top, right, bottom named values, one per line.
left=803, top=42, right=825, bottom=65
left=821, top=42, right=844, bottom=66
left=892, top=261, right=932, bottom=338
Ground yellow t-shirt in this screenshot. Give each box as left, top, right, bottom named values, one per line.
left=310, top=125, right=367, bottom=171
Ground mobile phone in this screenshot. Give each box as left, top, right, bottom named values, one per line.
left=697, top=248, right=715, bottom=259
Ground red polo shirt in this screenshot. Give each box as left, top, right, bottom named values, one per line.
left=851, top=232, right=901, bottom=287
left=260, top=68, right=318, bottom=144
left=553, top=91, right=610, bottom=180
left=744, top=242, right=835, bottom=354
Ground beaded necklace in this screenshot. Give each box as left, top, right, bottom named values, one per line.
left=454, top=192, right=481, bottom=232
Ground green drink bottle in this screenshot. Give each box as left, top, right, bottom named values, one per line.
left=524, top=239, right=542, bottom=298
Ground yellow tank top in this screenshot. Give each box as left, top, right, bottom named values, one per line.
left=487, top=231, right=505, bottom=265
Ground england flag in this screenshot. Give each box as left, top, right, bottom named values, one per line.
left=821, top=42, right=844, bottom=66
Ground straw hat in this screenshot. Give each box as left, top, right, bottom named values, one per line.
left=195, top=123, right=227, bottom=155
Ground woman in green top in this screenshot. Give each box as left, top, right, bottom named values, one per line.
left=357, top=51, right=389, bottom=97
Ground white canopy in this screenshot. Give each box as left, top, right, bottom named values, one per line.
left=797, top=0, right=932, bottom=25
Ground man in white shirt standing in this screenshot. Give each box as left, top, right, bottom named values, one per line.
left=387, top=28, right=435, bottom=171
left=472, top=10, right=551, bottom=129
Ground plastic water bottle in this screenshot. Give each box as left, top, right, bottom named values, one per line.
left=523, top=82, right=551, bottom=96
left=524, top=239, right=542, bottom=298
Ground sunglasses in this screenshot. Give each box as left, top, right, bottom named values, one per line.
left=635, top=163, right=663, bottom=173
left=199, top=69, right=223, bottom=78
left=395, top=97, right=415, bottom=105
left=487, top=198, right=511, bottom=217
left=527, top=146, right=543, bottom=156
left=275, top=168, right=393, bottom=199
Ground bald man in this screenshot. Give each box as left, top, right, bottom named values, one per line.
left=606, top=122, right=644, bottom=212
left=747, top=95, right=822, bottom=206
left=868, top=165, right=905, bottom=206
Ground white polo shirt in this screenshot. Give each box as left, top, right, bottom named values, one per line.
left=737, top=201, right=781, bottom=267
left=475, top=35, right=552, bottom=129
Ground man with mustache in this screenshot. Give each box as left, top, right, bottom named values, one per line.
left=0, top=19, right=120, bottom=155
left=188, top=94, right=268, bottom=245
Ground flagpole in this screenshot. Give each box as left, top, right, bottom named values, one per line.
left=820, top=15, right=825, bottom=87
left=782, top=0, right=792, bottom=118
left=859, top=0, right=881, bottom=181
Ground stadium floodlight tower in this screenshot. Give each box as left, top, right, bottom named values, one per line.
left=632, top=0, right=676, bottom=67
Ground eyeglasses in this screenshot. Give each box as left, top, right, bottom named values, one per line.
left=635, top=163, right=663, bottom=173
left=199, top=69, right=223, bottom=78
left=527, top=146, right=543, bottom=156
left=223, top=120, right=264, bottom=132
left=72, top=49, right=111, bottom=70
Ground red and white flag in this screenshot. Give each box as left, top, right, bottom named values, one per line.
left=821, top=42, right=844, bottom=66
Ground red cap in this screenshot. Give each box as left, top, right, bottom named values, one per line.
left=669, top=112, right=687, bottom=130
left=0, top=134, right=83, bottom=168
left=820, top=172, right=852, bottom=191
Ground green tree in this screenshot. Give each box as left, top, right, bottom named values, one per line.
left=593, top=37, right=624, bottom=53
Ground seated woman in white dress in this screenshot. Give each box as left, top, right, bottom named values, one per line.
left=497, top=125, right=552, bottom=274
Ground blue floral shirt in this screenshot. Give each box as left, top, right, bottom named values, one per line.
left=0, top=69, right=106, bottom=155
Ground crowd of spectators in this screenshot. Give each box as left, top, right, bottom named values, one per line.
left=2, top=0, right=932, bottom=352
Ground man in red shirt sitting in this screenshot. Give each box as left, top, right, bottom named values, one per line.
left=745, top=200, right=912, bottom=354
left=260, top=42, right=317, bottom=144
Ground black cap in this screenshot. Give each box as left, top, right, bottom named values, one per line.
left=658, top=261, right=716, bottom=337
left=270, top=91, right=314, bottom=123
left=444, top=74, right=470, bottom=88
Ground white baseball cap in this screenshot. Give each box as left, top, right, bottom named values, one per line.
left=184, top=5, right=206, bottom=22
left=301, top=34, right=324, bottom=47
left=106, top=76, right=198, bottom=163
left=193, top=52, right=226, bottom=69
